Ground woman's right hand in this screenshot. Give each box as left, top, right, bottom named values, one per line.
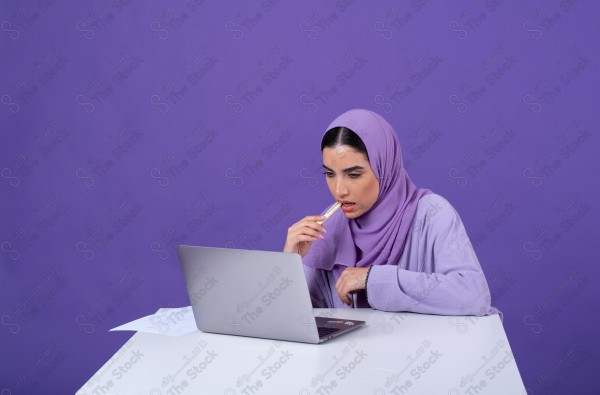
left=283, top=215, right=327, bottom=257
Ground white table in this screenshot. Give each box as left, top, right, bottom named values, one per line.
left=77, top=308, right=526, bottom=394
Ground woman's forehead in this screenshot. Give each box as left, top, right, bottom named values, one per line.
left=322, top=146, right=371, bottom=167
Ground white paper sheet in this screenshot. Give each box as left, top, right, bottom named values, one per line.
left=109, top=306, right=198, bottom=337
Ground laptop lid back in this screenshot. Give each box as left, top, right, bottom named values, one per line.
left=177, top=245, right=320, bottom=343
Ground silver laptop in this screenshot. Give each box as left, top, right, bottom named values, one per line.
left=176, top=245, right=365, bottom=344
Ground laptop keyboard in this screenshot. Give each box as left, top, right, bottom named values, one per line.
left=317, top=326, right=340, bottom=338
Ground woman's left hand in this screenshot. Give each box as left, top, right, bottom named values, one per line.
left=335, top=267, right=370, bottom=306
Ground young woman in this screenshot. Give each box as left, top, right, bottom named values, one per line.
left=284, top=108, right=499, bottom=316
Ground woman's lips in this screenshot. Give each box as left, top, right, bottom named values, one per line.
left=341, top=202, right=356, bottom=212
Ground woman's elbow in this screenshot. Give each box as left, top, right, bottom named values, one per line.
left=458, top=272, right=493, bottom=316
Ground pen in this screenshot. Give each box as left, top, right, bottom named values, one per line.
left=317, top=202, right=341, bottom=225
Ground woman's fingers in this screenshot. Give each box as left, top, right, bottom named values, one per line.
left=291, top=227, right=324, bottom=241
left=290, top=221, right=326, bottom=240
left=335, top=268, right=368, bottom=305
left=290, top=232, right=322, bottom=256
left=338, top=288, right=351, bottom=305
left=290, top=216, right=327, bottom=233
left=284, top=215, right=328, bottom=256
left=335, top=276, right=351, bottom=305
left=294, top=235, right=319, bottom=245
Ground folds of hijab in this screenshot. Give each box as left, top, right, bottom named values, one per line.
left=303, top=109, right=433, bottom=279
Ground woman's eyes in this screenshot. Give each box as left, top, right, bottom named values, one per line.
left=322, top=172, right=361, bottom=179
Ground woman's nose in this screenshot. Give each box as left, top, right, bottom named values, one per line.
left=335, top=179, right=348, bottom=196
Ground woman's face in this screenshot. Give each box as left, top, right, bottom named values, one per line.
left=322, top=145, right=380, bottom=219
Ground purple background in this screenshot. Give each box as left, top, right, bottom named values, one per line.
left=2, top=1, right=598, bottom=394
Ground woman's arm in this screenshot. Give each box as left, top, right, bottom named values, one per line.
left=366, top=195, right=496, bottom=316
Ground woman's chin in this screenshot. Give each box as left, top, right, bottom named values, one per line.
left=343, top=209, right=361, bottom=218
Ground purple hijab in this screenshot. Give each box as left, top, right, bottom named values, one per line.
left=303, top=109, right=433, bottom=277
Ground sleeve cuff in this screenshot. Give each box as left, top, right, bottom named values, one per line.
left=365, top=265, right=399, bottom=310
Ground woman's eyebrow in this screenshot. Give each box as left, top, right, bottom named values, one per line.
left=322, top=165, right=365, bottom=173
